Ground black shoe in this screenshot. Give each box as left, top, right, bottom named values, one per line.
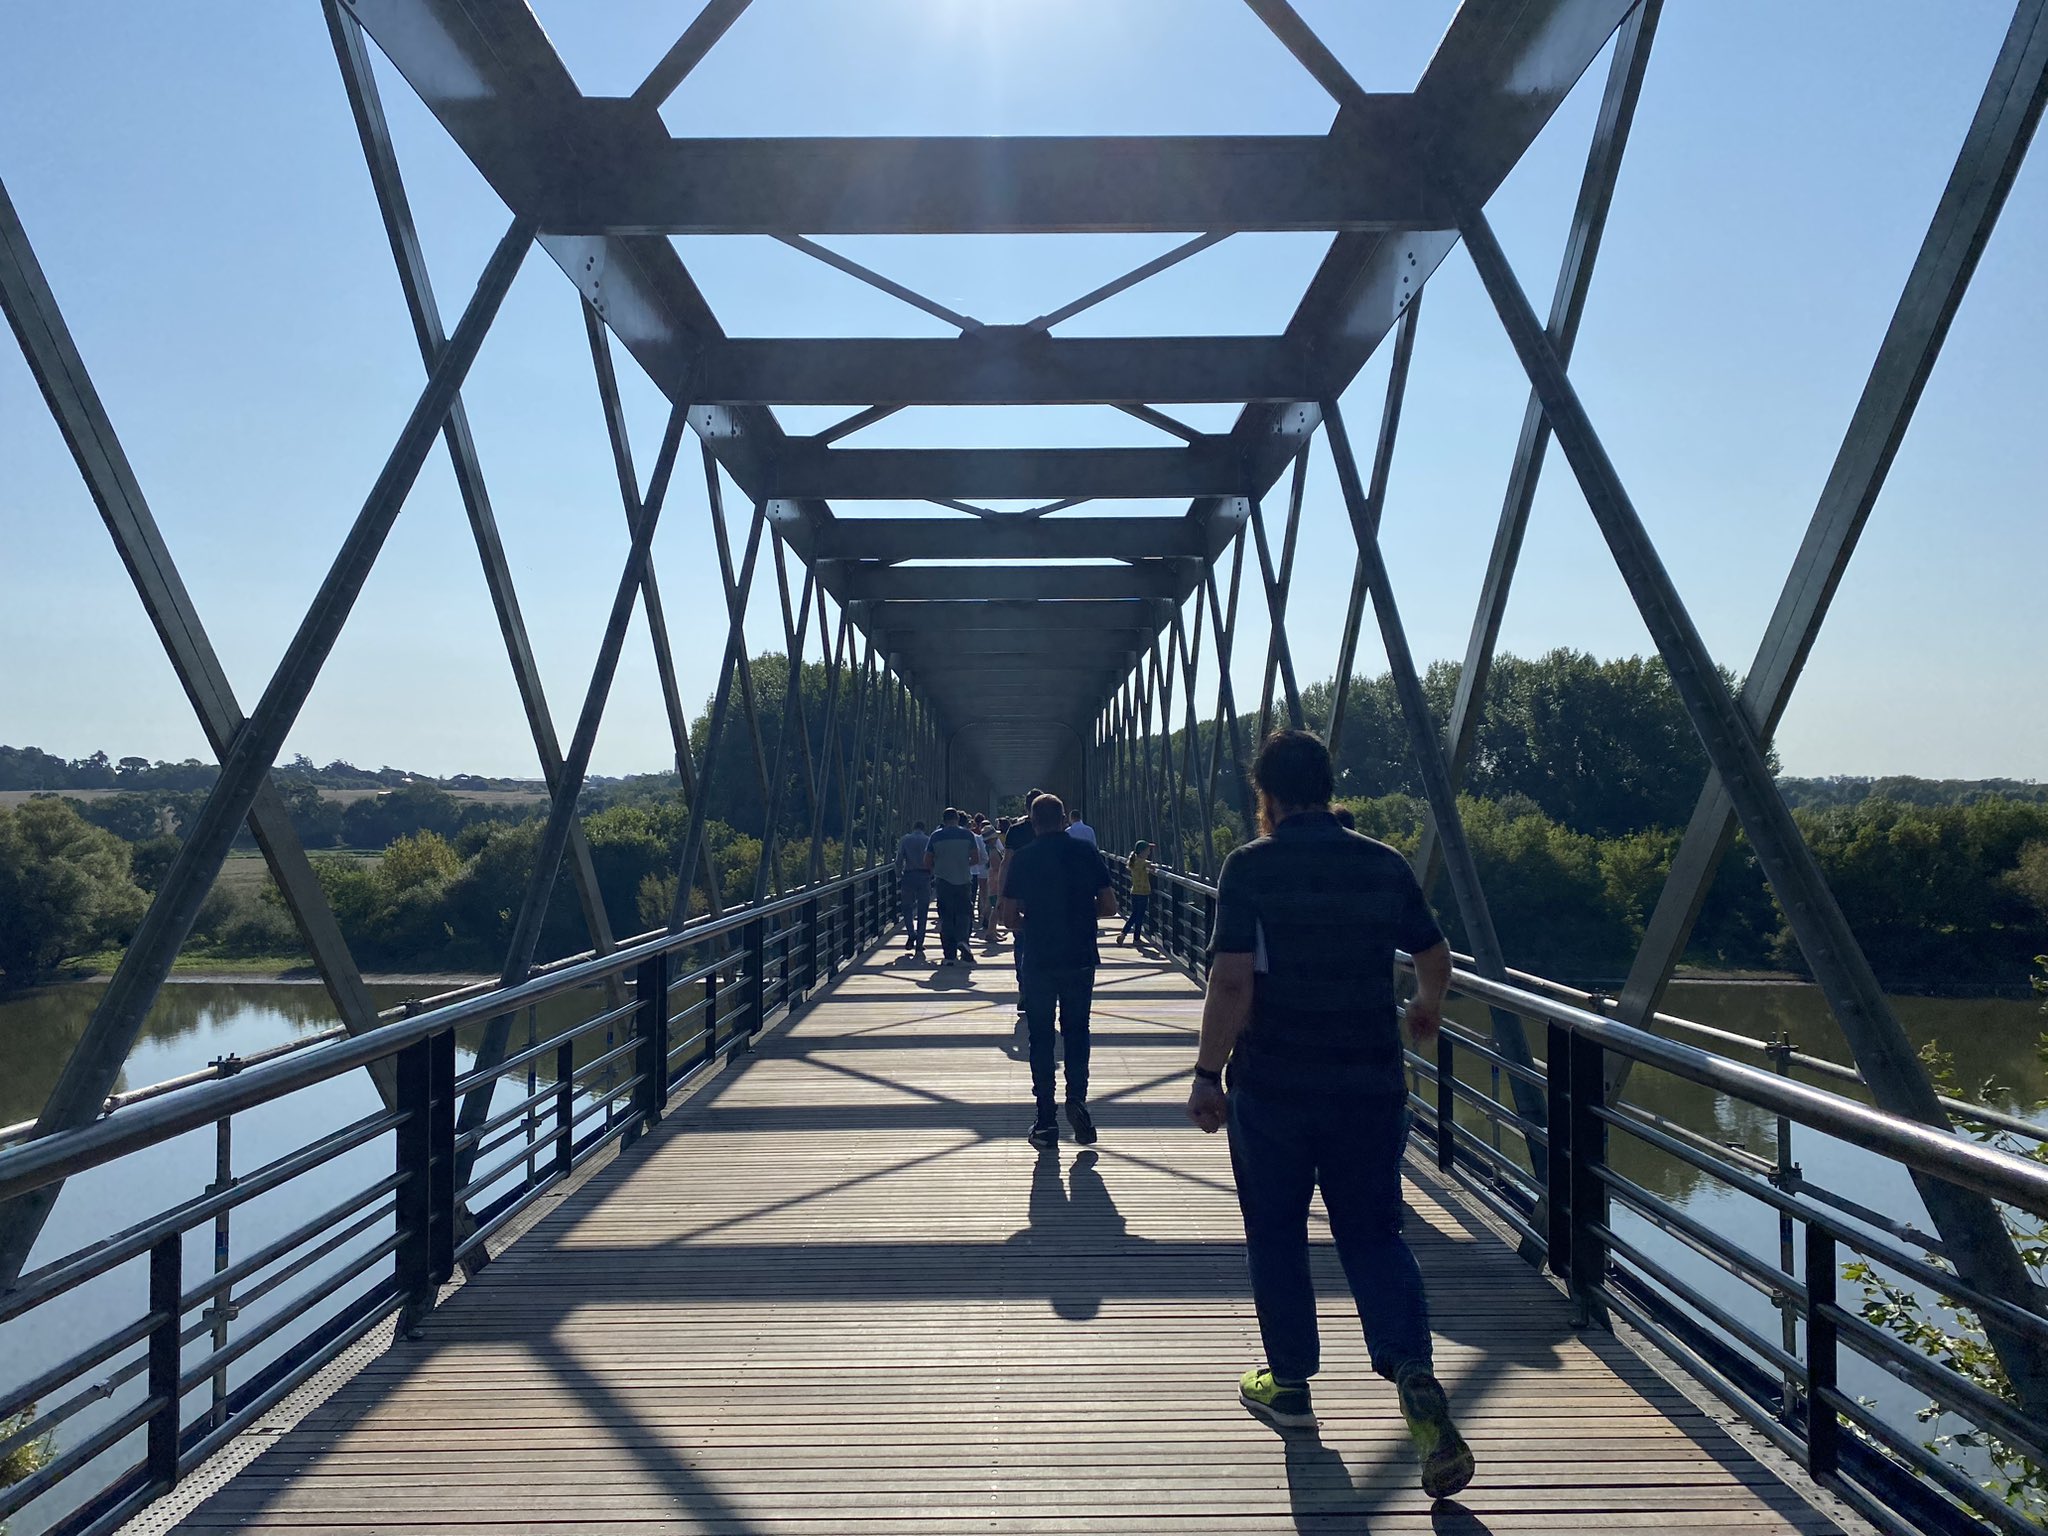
left=1065, top=1100, right=1097, bottom=1145
left=1027, top=1117, right=1059, bottom=1148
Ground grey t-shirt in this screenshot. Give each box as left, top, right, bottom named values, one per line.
left=897, top=831, right=930, bottom=878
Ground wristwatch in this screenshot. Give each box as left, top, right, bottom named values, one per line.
left=1192, top=1064, right=1223, bottom=1085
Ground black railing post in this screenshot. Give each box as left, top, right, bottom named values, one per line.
left=841, top=885, right=855, bottom=962
left=1805, top=1223, right=1840, bottom=1477
left=702, top=963, right=721, bottom=1068
left=1545, top=1022, right=1572, bottom=1282
left=146, top=1231, right=182, bottom=1490
left=744, top=917, right=766, bottom=1039
left=1568, top=1028, right=1607, bottom=1320
left=395, top=1035, right=433, bottom=1321
left=803, top=895, right=820, bottom=990
left=426, top=1027, right=455, bottom=1287
left=553, top=1035, right=575, bottom=1179
left=634, top=951, right=670, bottom=1131
left=1435, top=1031, right=1456, bottom=1172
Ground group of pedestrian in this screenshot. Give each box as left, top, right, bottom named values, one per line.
left=892, top=732, right=1475, bottom=1501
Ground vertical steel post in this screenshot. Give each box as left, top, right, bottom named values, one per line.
left=1435, top=1033, right=1456, bottom=1172
left=147, top=1232, right=183, bottom=1490
left=1805, top=1222, right=1840, bottom=1477
left=635, top=952, right=670, bottom=1128
left=206, top=1116, right=231, bottom=1428
left=395, top=1036, right=433, bottom=1324
left=745, top=918, right=767, bottom=1039
left=1544, top=1023, right=1571, bottom=1282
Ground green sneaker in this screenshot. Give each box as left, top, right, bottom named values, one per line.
left=1397, top=1367, right=1475, bottom=1498
left=1238, top=1367, right=1316, bottom=1430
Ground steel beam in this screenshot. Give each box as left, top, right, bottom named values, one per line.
left=831, top=563, right=1187, bottom=604
left=1324, top=395, right=1550, bottom=1167
left=1252, top=449, right=1309, bottom=741
left=814, top=516, right=1204, bottom=564
left=344, top=0, right=829, bottom=546
left=583, top=303, right=729, bottom=916
left=1613, top=0, right=2048, bottom=1040
left=667, top=482, right=774, bottom=926
left=0, top=176, right=390, bottom=1111
left=1192, top=0, right=1636, bottom=544
left=769, top=446, right=1244, bottom=503
left=534, top=126, right=1441, bottom=236
left=1460, top=201, right=2048, bottom=1409
left=1323, top=298, right=1421, bottom=769
left=327, top=2, right=623, bottom=969
left=1416, top=0, right=1659, bottom=893
left=864, top=599, right=1161, bottom=635
left=691, top=336, right=1318, bottom=406
left=453, top=406, right=688, bottom=1176
left=633, top=0, right=755, bottom=107
left=882, top=630, right=1145, bottom=661
left=0, top=217, right=532, bottom=1286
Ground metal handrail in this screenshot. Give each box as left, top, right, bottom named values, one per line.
left=0, top=866, right=877, bottom=1204
left=1130, top=856, right=2048, bottom=1535
left=1137, top=862, right=2048, bottom=1212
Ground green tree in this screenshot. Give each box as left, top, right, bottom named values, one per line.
left=0, top=798, right=150, bottom=984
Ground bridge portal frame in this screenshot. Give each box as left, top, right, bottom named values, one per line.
left=3, top=0, right=2045, bottom=1432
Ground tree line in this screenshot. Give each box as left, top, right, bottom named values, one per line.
left=2, top=649, right=2042, bottom=990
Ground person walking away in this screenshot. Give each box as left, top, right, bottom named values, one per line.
left=1120, top=840, right=1152, bottom=946
left=1003, top=794, right=1043, bottom=1049
left=1065, top=807, right=1097, bottom=848
left=897, top=819, right=931, bottom=953
left=984, top=821, right=1009, bottom=943
left=998, top=793, right=1117, bottom=1147
left=924, top=809, right=977, bottom=966
left=969, top=817, right=991, bottom=934
left=1184, top=729, right=1474, bottom=1499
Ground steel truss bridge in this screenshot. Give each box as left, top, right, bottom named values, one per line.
left=1, top=2, right=2045, bottom=1534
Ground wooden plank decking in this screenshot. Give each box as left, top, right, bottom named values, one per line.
left=171, top=942, right=1843, bottom=1534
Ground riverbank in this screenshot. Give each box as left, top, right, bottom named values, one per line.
left=57, top=952, right=491, bottom=988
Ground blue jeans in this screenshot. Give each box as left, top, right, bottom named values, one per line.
left=1226, top=1087, right=1432, bottom=1383
left=1119, top=892, right=1149, bottom=941
left=1023, top=966, right=1094, bottom=1114
left=899, top=876, right=930, bottom=946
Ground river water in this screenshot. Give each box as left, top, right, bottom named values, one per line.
left=0, top=977, right=2041, bottom=1533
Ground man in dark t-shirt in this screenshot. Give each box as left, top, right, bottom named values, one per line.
left=998, top=792, right=1111, bottom=1147
left=1002, top=791, right=1044, bottom=1037
left=1185, top=730, right=1474, bottom=1500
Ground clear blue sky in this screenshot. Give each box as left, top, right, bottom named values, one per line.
left=3, top=1, right=2042, bottom=781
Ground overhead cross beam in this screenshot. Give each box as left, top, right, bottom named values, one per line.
left=830, top=563, right=1190, bottom=604
left=531, top=126, right=1444, bottom=235
left=768, top=445, right=1246, bottom=502
left=814, top=516, right=1203, bottom=564
left=692, top=335, right=1317, bottom=406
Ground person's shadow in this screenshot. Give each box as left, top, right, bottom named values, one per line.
left=1282, top=1435, right=1498, bottom=1534
left=1013, top=1147, right=1130, bottom=1321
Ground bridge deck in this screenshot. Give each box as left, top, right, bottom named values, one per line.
left=172, top=944, right=1841, bottom=1534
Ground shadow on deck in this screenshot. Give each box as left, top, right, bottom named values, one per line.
left=164, top=940, right=1844, bottom=1534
